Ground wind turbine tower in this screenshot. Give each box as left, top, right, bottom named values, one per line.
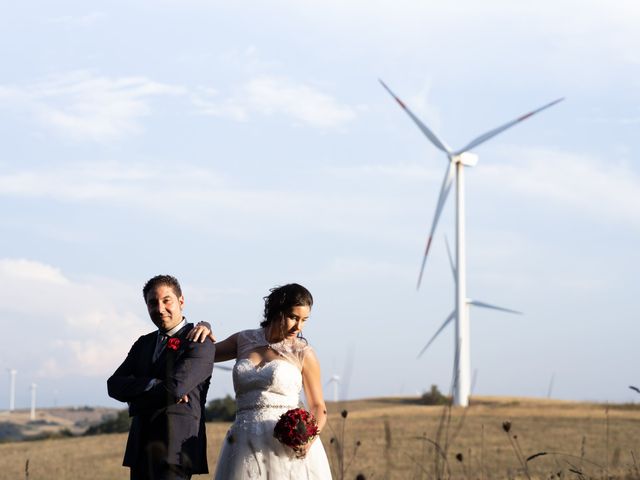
left=381, top=80, right=563, bottom=407
left=326, top=375, right=341, bottom=403
left=30, top=383, right=37, bottom=421
left=8, top=369, right=16, bottom=412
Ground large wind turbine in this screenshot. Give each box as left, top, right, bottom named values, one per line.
left=380, top=80, right=563, bottom=407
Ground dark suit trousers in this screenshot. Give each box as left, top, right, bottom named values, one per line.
left=130, top=461, right=191, bottom=480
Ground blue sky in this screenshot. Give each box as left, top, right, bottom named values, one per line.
left=1, top=0, right=639, bottom=409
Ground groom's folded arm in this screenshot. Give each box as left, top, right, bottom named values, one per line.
left=128, top=339, right=216, bottom=411
left=107, top=337, right=156, bottom=402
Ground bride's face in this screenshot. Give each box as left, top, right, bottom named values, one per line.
left=281, top=305, right=311, bottom=339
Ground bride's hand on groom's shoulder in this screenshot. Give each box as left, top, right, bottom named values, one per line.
left=187, top=322, right=216, bottom=343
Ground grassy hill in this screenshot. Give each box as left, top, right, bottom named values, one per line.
left=1, top=396, right=639, bottom=479
left=0, top=407, right=119, bottom=442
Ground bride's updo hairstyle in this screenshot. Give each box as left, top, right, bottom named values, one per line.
left=260, top=283, right=313, bottom=328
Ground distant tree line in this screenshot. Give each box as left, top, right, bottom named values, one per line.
left=84, top=396, right=236, bottom=436
left=204, top=395, right=236, bottom=422
left=84, top=410, right=130, bottom=435
left=420, top=384, right=449, bottom=405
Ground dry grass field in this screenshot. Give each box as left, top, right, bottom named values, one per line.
left=1, top=396, right=639, bottom=480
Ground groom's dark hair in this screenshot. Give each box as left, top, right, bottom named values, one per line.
left=142, top=274, right=183, bottom=300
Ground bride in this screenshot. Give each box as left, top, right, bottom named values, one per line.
left=193, top=283, right=332, bottom=479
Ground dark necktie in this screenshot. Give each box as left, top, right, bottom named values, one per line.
left=153, top=333, right=169, bottom=362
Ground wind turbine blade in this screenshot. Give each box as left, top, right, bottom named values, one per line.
left=324, top=375, right=340, bottom=387
left=471, top=368, right=479, bottom=394
left=417, top=310, right=455, bottom=359
left=547, top=373, right=556, bottom=398
left=467, top=299, right=522, bottom=315
left=454, top=97, right=564, bottom=154
left=451, top=336, right=460, bottom=394
left=379, top=79, right=452, bottom=154
left=341, top=347, right=355, bottom=402
left=444, top=235, right=456, bottom=280
left=417, top=161, right=455, bottom=289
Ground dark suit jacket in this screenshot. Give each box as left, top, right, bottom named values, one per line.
left=107, top=323, right=215, bottom=473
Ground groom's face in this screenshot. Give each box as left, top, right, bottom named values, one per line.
left=145, top=284, right=185, bottom=332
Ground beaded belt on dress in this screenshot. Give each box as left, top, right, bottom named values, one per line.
left=236, top=403, right=297, bottom=413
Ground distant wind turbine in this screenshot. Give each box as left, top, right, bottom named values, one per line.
left=30, top=383, right=37, bottom=421
left=381, top=79, right=563, bottom=407
left=7, top=369, right=16, bottom=412
left=416, top=237, right=522, bottom=392
left=325, top=375, right=341, bottom=403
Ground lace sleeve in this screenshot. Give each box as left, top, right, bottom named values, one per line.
left=299, top=344, right=315, bottom=371
left=236, top=328, right=312, bottom=371
left=269, top=337, right=310, bottom=371
left=236, top=328, right=268, bottom=359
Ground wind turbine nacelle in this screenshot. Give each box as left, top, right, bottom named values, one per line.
left=453, top=152, right=479, bottom=167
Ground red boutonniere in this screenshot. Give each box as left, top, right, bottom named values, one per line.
left=167, top=337, right=181, bottom=351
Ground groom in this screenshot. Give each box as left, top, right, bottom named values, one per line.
left=108, top=275, right=215, bottom=480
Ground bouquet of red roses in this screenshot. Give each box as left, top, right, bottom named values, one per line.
left=273, top=408, right=319, bottom=454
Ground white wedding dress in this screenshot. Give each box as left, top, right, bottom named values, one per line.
left=213, top=328, right=332, bottom=479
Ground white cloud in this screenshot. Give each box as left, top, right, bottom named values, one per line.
left=0, top=258, right=69, bottom=285
left=46, top=311, right=144, bottom=377
left=193, top=75, right=357, bottom=129
left=0, top=259, right=148, bottom=378
left=0, top=70, right=355, bottom=140
left=478, top=146, right=640, bottom=228
left=190, top=87, right=248, bottom=121
left=0, top=71, right=185, bottom=142
left=245, top=76, right=356, bottom=128
left=0, top=161, right=401, bottom=238
left=0, top=161, right=225, bottom=202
